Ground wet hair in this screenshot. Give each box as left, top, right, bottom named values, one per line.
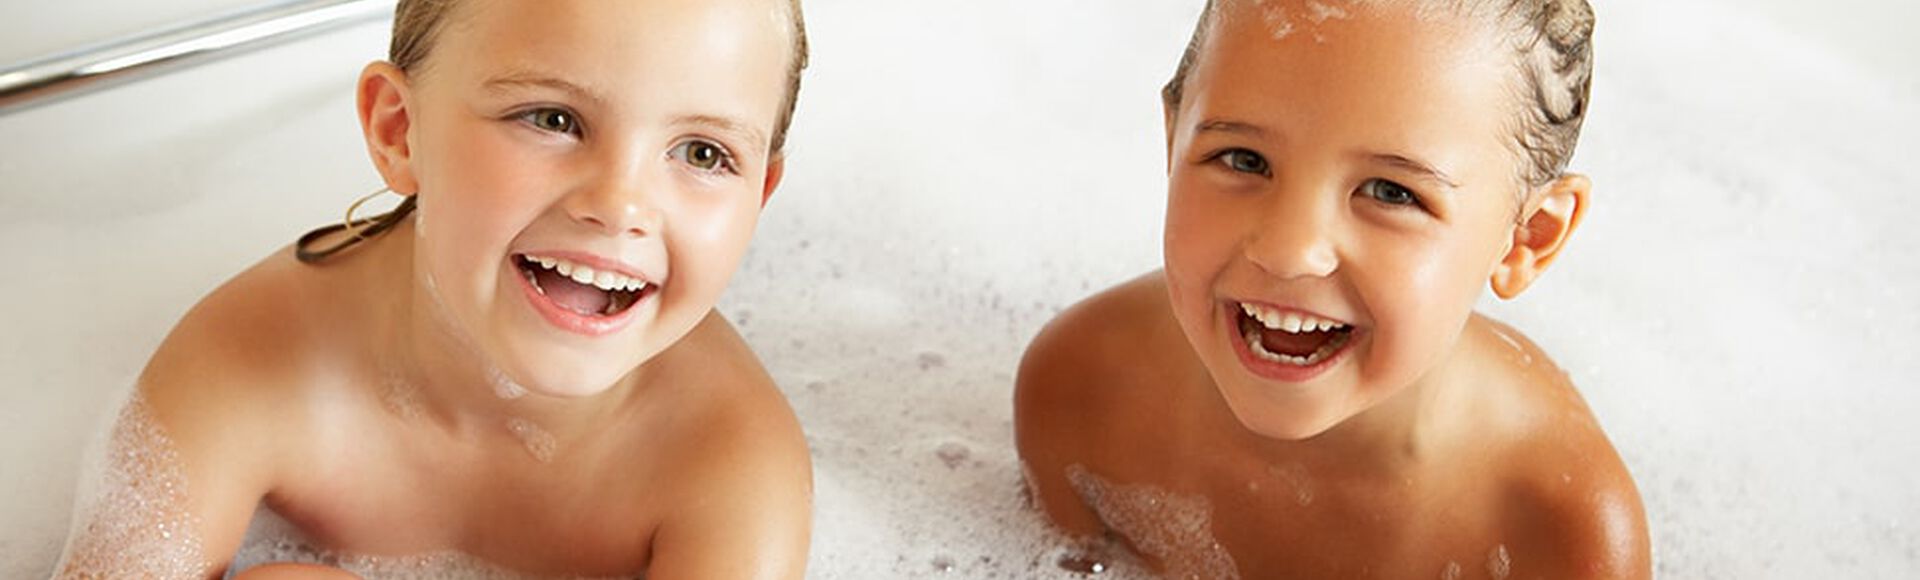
left=391, top=0, right=811, bottom=154
left=298, top=0, right=810, bottom=264
left=1161, top=0, right=1595, bottom=189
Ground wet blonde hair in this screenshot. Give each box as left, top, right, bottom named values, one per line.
left=389, top=0, right=811, bottom=154
left=1162, top=0, right=1595, bottom=189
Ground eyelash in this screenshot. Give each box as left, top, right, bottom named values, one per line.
left=1208, top=148, right=1271, bottom=177
left=668, top=139, right=738, bottom=176
left=1358, top=178, right=1426, bottom=210
left=1206, top=147, right=1429, bottom=212
left=516, top=106, right=583, bottom=137
left=511, top=108, right=739, bottom=176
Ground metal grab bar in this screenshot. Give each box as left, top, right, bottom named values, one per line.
left=0, top=0, right=394, bottom=116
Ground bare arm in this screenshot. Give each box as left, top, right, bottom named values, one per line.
left=55, top=286, right=291, bottom=579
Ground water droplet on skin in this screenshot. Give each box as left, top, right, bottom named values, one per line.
left=1266, top=463, right=1315, bottom=506
left=1441, top=560, right=1463, bottom=580
left=1487, top=544, right=1512, bottom=580
left=506, top=418, right=557, bottom=463
left=931, top=555, right=956, bottom=572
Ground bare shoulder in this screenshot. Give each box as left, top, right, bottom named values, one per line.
left=1463, top=315, right=1651, bottom=579
left=1015, top=271, right=1184, bottom=425
left=644, top=311, right=811, bottom=579
left=142, top=247, right=328, bottom=425
left=64, top=249, right=327, bottom=574
left=1014, top=271, right=1188, bottom=535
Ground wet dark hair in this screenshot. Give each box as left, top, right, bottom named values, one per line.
left=297, top=0, right=810, bottom=264
left=1161, top=0, right=1596, bottom=189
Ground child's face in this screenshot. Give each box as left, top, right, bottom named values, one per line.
left=396, top=0, right=791, bottom=396
left=1162, top=1, right=1528, bottom=439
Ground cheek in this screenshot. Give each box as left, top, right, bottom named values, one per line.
left=1162, top=181, right=1245, bottom=300
left=661, top=186, right=762, bottom=292
left=1354, top=231, right=1493, bottom=374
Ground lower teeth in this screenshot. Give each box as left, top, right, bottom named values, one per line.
left=1244, top=327, right=1347, bottom=367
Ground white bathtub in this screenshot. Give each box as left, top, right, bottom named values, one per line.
left=3, top=0, right=1916, bottom=577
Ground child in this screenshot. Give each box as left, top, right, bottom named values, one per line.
left=1015, top=0, right=1650, bottom=578
left=55, top=0, right=812, bottom=577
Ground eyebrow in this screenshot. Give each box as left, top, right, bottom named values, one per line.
left=1195, top=119, right=1269, bottom=138
left=671, top=114, right=769, bottom=155
left=482, top=72, right=606, bottom=108
left=1368, top=153, right=1462, bottom=190
left=1195, top=117, right=1463, bottom=191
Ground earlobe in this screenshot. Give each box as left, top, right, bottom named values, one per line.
left=1491, top=174, right=1591, bottom=299
left=357, top=61, right=419, bottom=195
left=760, top=154, right=786, bottom=208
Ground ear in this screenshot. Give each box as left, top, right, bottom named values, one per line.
left=760, top=152, right=786, bottom=208
left=1491, top=173, right=1590, bottom=299
left=357, top=61, right=419, bottom=195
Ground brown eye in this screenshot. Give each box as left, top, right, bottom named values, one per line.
left=671, top=140, right=732, bottom=173
left=522, top=108, right=579, bottom=135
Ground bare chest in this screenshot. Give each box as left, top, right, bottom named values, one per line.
left=262, top=428, right=662, bottom=576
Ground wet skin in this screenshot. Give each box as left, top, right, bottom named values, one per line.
left=1016, top=1, right=1649, bottom=578
left=56, top=0, right=810, bottom=577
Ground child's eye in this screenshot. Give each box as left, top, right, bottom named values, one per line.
left=519, top=107, right=581, bottom=136
left=1359, top=178, right=1422, bottom=208
left=1217, top=149, right=1271, bottom=176
left=669, top=140, right=735, bottom=174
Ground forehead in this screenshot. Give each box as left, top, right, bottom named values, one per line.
left=426, top=0, right=791, bottom=113
left=1189, top=0, right=1518, bottom=175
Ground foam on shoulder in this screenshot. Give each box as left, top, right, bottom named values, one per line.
left=54, top=391, right=209, bottom=578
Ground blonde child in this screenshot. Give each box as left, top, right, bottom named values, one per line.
left=55, top=0, right=812, bottom=577
left=1016, top=0, right=1651, bottom=577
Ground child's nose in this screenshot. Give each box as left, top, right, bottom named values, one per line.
left=1243, top=193, right=1339, bottom=279
left=564, top=168, right=664, bottom=238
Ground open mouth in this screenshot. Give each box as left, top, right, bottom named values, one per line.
left=1235, top=302, right=1354, bottom=367
left=514, top=254, right=653, bottom=318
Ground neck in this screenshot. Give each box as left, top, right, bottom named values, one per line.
left=1247, top=335, right=1478, bottom=479
left=362, top=218, right=641, bottom=458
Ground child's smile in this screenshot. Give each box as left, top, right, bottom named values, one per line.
left=385, top=0, right=793, bottom=397
left=511, top=251, right=660, bottom=336
left=1227, top=301, right=1357, bottom=381
left=1161, top=1, right=1539, bottom=440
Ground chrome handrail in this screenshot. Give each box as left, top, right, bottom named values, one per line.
left=0, top=0, right=394, bottom=116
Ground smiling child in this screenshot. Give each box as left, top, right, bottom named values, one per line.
left=55, top=0, right=813, bottom=577
left=1016, top=0, right=1651, bottom=577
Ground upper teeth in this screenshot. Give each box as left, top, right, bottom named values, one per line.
left=1240, top=302, right=1345, bottom=333
left=526, top=255, right=649, bottom=292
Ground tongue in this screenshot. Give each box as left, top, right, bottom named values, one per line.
left=535, top=269, right=611, bottom=315
left=1258, top=328, right=1333, bottom=358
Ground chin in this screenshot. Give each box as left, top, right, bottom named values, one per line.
left=1216, top=385, right=1355, bottom=441
left=493, top=350, right=635, bottom=399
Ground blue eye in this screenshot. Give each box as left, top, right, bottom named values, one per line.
left=1218, top=149, right=1271, bottom=176
left=520, top=108, right=580, bottom=135
left=1360, top=179, right=1421, bottom=207
left=669, top=140, right=734, bottom=173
